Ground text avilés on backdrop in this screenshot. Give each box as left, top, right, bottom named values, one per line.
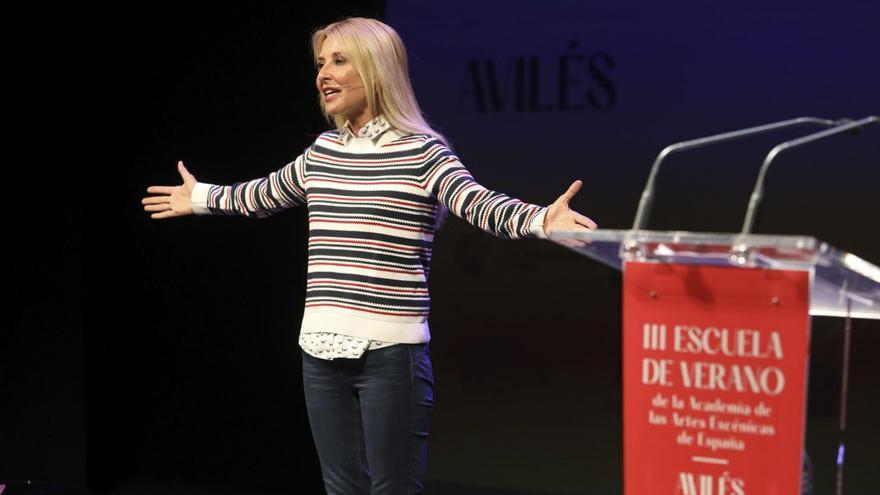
left=459, top=40, right=616, bottom=113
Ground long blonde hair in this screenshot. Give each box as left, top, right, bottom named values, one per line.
left=310, top=17, right=451, bottom=230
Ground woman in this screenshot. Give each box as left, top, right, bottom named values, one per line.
left=142, top=16, right=597, bottom=495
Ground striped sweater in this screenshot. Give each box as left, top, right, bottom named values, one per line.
left=191, top=117, right=548, bottom=344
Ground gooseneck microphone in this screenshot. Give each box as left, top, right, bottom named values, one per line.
left=631, top=117, right=838, bottom=231
left=740, top=115, right=879, bottom=235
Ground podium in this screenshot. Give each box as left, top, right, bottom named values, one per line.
left=543, top=114, right=878, bottom=494
left=549, top=229, right=879, bottom=494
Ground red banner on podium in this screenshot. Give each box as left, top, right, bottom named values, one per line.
left=623, top=262, right=810, bottom=495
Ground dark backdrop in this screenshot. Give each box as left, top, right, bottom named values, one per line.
left=3, top=1, right=878, bottom=494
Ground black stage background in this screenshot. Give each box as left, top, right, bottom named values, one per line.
left=4, top=1, right=878, bottom=494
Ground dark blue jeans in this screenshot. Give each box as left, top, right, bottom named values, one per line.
left=301, top=343, right=435, bottom=495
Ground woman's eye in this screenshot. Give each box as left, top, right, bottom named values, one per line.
left=316, top=59, right=342, bottom=70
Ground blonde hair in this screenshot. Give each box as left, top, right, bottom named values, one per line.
left=310, top=17, right=452, bottom=229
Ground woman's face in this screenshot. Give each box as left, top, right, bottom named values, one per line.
left=315, top=38, right=370, bottom=123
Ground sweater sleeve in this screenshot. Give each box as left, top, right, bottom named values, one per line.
left=422, top=138, right=548, bottom=240
left=191, top=152, right=308, bottom=217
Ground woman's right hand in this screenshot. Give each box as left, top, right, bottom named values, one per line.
left=142, top=160, right=198, bottom=219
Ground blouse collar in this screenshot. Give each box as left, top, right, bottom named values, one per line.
left=340, top=114, right=392, bottom=145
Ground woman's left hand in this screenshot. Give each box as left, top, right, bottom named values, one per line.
left=543, top=179, right=598, bottom=246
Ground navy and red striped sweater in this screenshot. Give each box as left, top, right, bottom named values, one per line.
left=192, top=122, right=548, bottom=344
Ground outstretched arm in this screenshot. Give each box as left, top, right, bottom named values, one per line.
left=143, top=154, right=308, bottom=219
left=190, top=153, right=307, bottom=218
left=423, top=140, right=597, bottom=240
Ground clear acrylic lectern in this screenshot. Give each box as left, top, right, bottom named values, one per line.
left=551, top=229, right=880, bottom=320
left=548, top=228, right=879, bottom=495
